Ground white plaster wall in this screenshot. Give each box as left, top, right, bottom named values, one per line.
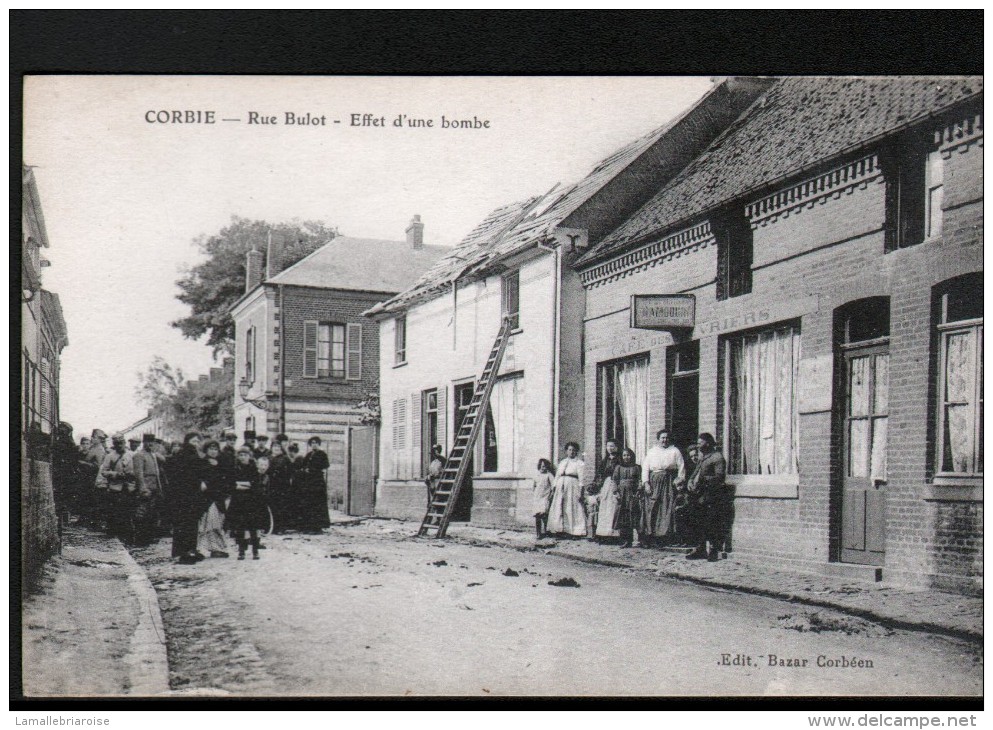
left=378, top=252, right=557, bottom=489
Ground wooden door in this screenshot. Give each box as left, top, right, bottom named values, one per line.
left=841, top=346, right=889, bottom=565
left=346, top=425, right=377, bottom=516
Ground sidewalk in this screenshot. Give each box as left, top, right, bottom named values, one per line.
left=355, top=516, right=983, bottom=644
left=20, top=526, right=170, bottom=697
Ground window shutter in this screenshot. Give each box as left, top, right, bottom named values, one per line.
left=436, top=386, right=448, bottom=454
left=397, top=397, right=408, bottom=479
left=346, top=323, right=362, bottom=380
left=39, top=357, right=51, bottom=431
left=303, top=321, right=318, bottom=377
left=411, top=391, right=422, bottom=478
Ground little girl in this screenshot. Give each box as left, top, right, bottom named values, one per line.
left=532, top=458, right=554, bottom=539
left=612, top=448, right=642, bottom=548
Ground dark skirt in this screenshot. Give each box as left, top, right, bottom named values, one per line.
left=638, top=469, right=677, bottom=538
left=612, top=476, right=640, bottom=532
left=226, top=489, right=270, bottom=533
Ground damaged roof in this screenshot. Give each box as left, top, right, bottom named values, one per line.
left=367, top=89, right=730, bottom=316
left=265, top=235, right=449, bottom=293
left=578, top=76, right=984, bottom=267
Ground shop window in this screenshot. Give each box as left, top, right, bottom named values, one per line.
left=883, top=134, right=942, bottom=251
left=725, top=323, right=801, bottom=476
left=598, top=356, right=650, bottom=462
left=483, top=373, right=525, bottom=473
left=936, top=275, right=983, bottom=476
left=502, top=270, right=520, bottom=330
left=715, top=209, right=753, bottom=301
left=395, top=316, right=407, bottom=365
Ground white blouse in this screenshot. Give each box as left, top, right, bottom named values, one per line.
left=641, top=445, right=686, bottom=484
left=556, top=457, right=585, bottom=483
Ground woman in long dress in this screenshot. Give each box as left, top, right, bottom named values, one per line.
left=638, top=429, right=686, bottom=546
left=197, top=440, right=230, bottom=558
left=546, top=442, right=587, bottom=537
left=594, top=439, right=622, bottom=539
left=612, top=448, right=642, bottom=548
left=298, top=436, right=332, bottom=533
left=267, top=441, right=294, bottom=533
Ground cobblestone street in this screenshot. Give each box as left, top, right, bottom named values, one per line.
left=117, top=521, right=981, bottom=698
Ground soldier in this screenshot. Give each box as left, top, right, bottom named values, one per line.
left=132, top=433, right=165, bottom=546
left=127, top=437, right=141, bottom=453
left=685, top=433, right=728, bottom=562
left=98, top=435, right=135, bottom=540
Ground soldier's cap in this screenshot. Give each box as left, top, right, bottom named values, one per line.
left=128, top=437, right=140, bottom=444
left=142, top=433, right=156, bottom=443
left=111, top=435, right=126, bottom=445
left=243, top=430, right=257, bottom=440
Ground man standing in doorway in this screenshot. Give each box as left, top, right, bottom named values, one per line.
left=686, top=432, right=727, bottom=562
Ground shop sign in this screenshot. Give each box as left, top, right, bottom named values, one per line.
left=630, top=294, right=695, bottom=330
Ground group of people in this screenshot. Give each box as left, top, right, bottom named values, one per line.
left=51, top=424, right=333, bottom=564
left=531, top=430, right=731, bottom=561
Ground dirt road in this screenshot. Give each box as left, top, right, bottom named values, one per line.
left=131, top=522, right=982, bottom=697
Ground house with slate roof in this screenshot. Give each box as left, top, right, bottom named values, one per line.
left=574, top=76, right=983, bottom=594
left=230, top=220, right=447, bottom=497
left=365, top=77, right=774, bottom=526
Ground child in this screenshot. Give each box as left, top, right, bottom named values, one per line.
left=532, top=458, right=554, bottom=539
left=612, top=448, right=642, bottom=548
left=225, top=447, right=269, bottom=560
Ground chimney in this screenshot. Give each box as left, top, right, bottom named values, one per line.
left=198, top=374, right=208, bottom=385
left=266, top=230, right=286, bottom=279
left=406, top=214, right=424, bottom=250
left=222, top=357, right=234, bottom=375
left=245, top=247, right=263, bottom=292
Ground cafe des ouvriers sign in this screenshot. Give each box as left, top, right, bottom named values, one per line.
left=630, top=294, right=696, bottom=330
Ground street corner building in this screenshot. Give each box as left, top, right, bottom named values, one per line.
left=366, top=77, right=777, bottom=529
left=21, top=165, right=70, bottom=590
left=574, top=76, right=983, bottom=595
left=229, top=220, right=447, bottom=509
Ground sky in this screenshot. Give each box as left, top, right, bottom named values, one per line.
left=24, top=75, right=714, bottom=438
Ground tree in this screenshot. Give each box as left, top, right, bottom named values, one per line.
left=172, top=216, right=338, bottom=356
left=134, top=356, right=234, bottom=437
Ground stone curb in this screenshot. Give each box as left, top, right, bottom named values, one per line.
left=116, top=542, right=171, bottom=695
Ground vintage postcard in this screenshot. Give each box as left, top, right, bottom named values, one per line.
left=19, top=75, right=983, bottom=699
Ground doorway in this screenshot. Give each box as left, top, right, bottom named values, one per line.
left=668, top=341, right=700, bottom=452
left=450, top=381, right=474, bottom=521
left=838, top=299, right=889, bottom=566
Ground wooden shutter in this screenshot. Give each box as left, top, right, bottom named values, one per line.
left=346, top=323, right=362, bottom=380
left=390, top=398, right=399, bottom=478
left=411, top=391, right=422, bottom=478
left=303, top=321, right=318, bottom=377
left=397, top=397, right=408, bottom=479
left=39, top=357, right=51, bottom=432
left=436, top=386, right=448, bottom=454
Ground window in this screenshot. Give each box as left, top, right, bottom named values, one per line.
left=936, top=276, right=983, bottom=476
left=483, top=373, right=525, bottom=473
left=244, top=325, right=256, bottom=382
left=715, top=209, right=753, bottom=300
left=598, top=356, right=650, bottom=462
left=303, top=321, right=362, bottom=379
left=422, top=389, right=439, bottom=476
left=883, top=134, right=942, bottom=251
left=395, top=316, right=407, bottom=365
left=502, top=270, right=520, bottom=330
left=725, top=323, right=801, bottom=476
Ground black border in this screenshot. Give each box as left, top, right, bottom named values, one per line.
left=11, top=9, right=984, bottom=713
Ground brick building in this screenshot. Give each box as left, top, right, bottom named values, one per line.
left=230, top=224, right=447, bottom=494
left=366, top=77, right=774, bottom=526
left=21, top=166, right=70, bottom=589
left=574, top=77, right=983, bottom=595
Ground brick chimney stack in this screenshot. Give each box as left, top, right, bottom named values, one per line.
left=266, top=230, right=286, bottom=279
left=245, top=247, right=263, bottom=293
left=406, top=214, right=424, bottom=250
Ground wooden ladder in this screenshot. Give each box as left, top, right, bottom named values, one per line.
left=418, top=316, right=514, bottom=538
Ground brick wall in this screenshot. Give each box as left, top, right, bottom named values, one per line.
left=281, top=286, right=388, bottom=401
left=581, top=124, right=983, bottom=594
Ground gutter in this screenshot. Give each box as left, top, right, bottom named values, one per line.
left=536, top=235, right=561, bottom=460
left=278, top=283, right=286, bottom=434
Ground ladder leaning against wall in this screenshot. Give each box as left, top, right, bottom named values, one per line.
left=418, top=315, right=514, bottom=538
